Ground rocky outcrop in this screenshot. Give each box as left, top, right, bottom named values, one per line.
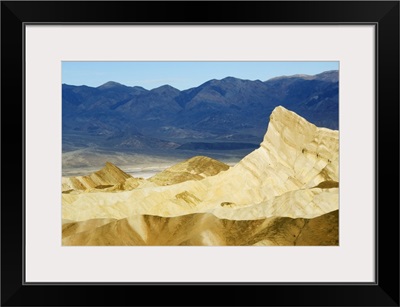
left=201, top=105, right=338, bottom=206
left=149, top=156, right=230, bottom=186
left=62, top=210, right=338, bottom=246
left=62, top=106, right=339, bottom=246
left=62, top=162, right=140, bottom=192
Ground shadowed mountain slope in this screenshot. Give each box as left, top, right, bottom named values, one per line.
left=62, top=70, right=338, bottom=150
left=62, top=210, right=338, bottom=246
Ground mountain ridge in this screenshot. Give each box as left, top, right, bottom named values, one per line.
left=62, top=106, right=338, bottom=221
left=62, top=70, right=339, bottom=151
left=62, top=106, right=339, bottom=246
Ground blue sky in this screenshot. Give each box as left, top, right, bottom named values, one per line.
left=62, top=61, right=338, bottom=91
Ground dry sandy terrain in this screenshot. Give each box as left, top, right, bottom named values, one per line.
left=62, top=106, right=339, bottom=246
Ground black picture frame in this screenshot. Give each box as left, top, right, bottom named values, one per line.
left=1, top=1, right=399, bottom=306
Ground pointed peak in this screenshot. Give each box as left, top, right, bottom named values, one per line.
left=103, top=161, right=123, bottom=170
left=263, top=106, right=325, bottom=146
left=105, top=161, right=117, bottom=167
left=269, top=106, right=310, bottom=125
left=101, top=161, right=125, bottom=173
left=270, top=105, right=291, bottom=116
left=97, top=162, right=132, bottom=180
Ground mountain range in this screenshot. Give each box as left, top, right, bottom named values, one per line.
left=62, top=70, right=338, bottom=151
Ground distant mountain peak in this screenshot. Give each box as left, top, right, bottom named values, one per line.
left=316, top=70, right=338, bottom=75
left=97, top=81, right=126, bottom=90
left=265, top=70, right=338, bottom=82
left=151, top=84, right=180, bottom=93
left=221, top=76, right=238, bottom=82
left=315, top=70, right=339, bottom=82
left=63, top=70, right=339, bottom=149
left=266, top=74, right=313, bottom=81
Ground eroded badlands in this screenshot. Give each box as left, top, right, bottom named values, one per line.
left=62, top=106, right=339, bottom=246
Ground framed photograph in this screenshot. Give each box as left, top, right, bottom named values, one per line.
left=1, top=1, right=399, bottom=306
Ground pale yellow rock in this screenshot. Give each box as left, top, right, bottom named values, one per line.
left=149, top=156, right=230, bottom=186
left=200, top=106, right=338, bottom=205
left=62, top=162, right=153, bottom=193
left=210, top=187, right=338, bottom=220
left=62, top=106, right=339, bottom=223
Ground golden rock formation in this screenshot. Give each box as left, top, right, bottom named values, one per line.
left=62, top=106, right=339, bottom=246
left=62, top=161, right=148, bottom=193
left=149, top=156, right=230, bottom=186
left=62, top=210, right=338, bottom=246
